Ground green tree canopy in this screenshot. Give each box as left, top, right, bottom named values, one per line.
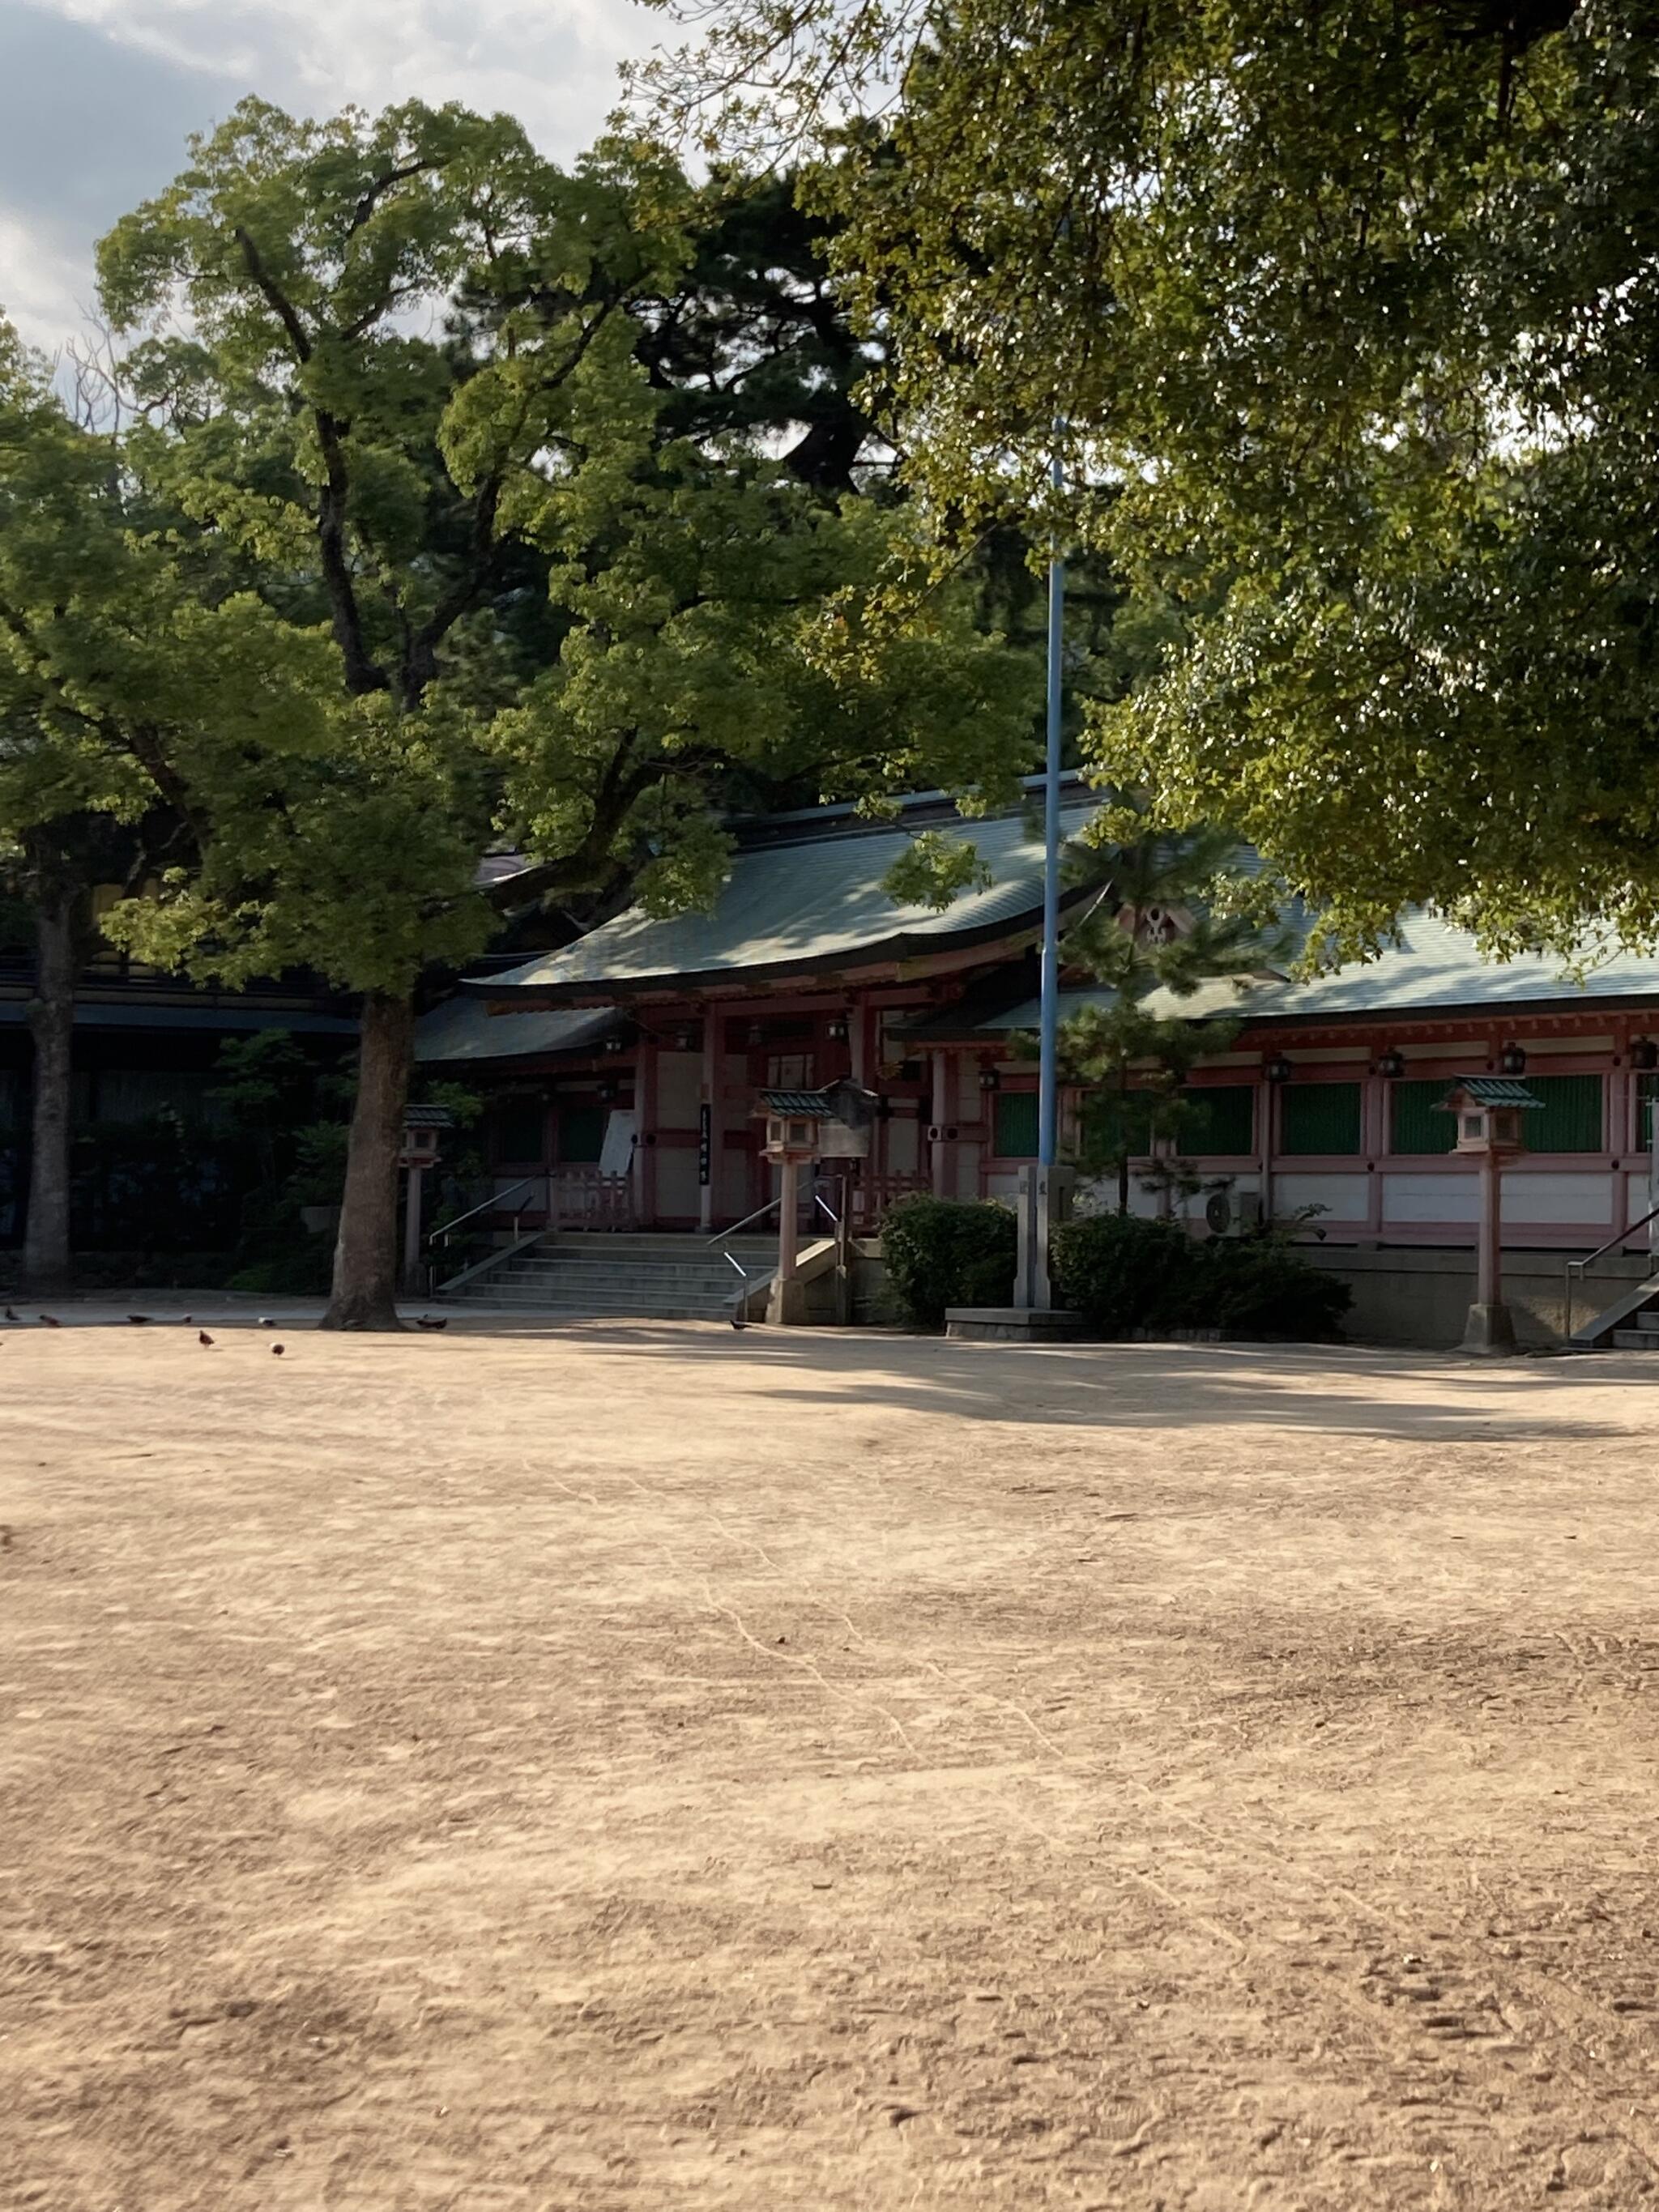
left=641, top=0, right=1659, bottom=961
left=0, top=315, right=342, bottom=1289
left=70, top=99, right=1036, bottom=1323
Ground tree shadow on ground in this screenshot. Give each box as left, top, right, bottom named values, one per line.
left=567, top=1326, right=1649, bottom=1443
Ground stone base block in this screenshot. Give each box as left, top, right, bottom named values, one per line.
left=1461, top=1300, right=1520, bottom=1355
left=767, top=1276, right=812, bottom=1326
left=945, top=1306, right=1085, bottom=1344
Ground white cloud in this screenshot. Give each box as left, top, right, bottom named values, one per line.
left=0, top=0, right=672, bottom=355
left=0, top=211, right=99, bottom=361
left=40, top=0, right=663, bottom=145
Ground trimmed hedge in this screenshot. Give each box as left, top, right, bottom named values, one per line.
left=1051, top=1213, right=1351, bottom=1341
left=881, top=1194, right=1017, bottom=1329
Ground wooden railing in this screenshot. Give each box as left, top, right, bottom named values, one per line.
left=547, top=1169, right=635, bottom=1231
left=848, top=1172, right=929, bottom=1231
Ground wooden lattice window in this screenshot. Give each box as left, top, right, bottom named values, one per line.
left=1390, top=1079, right=1457, bottom=1156
left=1178, top=1085, right=1255, bottom=1156
left=1279, top=1081, right=1362, bottom=1156
left=1525, top=1073, right=1603, bottom=1153
left=992, top=1089, right=1040, bottom=1158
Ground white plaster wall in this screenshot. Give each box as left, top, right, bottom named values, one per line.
left=656, top=1050, right=702, bottom=1129
left=885, top=1116, right=921, bottom=1175
left=718, top=1145, right=749, bottom=1218
left=1273, top=1172, right=1371, bottom=1223
left=655, top=1146, right=702, bottom=1217
left=1499, top=1172, right=1612, bottom=1225
left=1384, top=1173, right=1480, bottom=1224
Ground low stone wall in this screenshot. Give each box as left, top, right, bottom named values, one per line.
left=849, top=1235, right=1652, bottom=1349
left=1315, top=1246, right=1653, bottom=1350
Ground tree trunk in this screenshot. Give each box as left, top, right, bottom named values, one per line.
left=23, top=872, right=79, bottom=1297
left=322, top=990, right=414, bottom=1331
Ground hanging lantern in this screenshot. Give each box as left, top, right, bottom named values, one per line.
left=979, top=1065, right=1002, bottom=1093
left=1375, top=1046, right=1405, bottom=1080
left=826, top=1014, right=849, bottom=1043
left=603, top=1030, right=626, bottom=1055
left=598, top=1079, right=618, bottom=1104
left=1630, top=1038, right=1658, bottom=1072
left=745, top=1021, right=766, bottom=1049
left=1265, top=1054, right=1294, bottom=1085
left=1498, top=1041, right=1528, bottom=1076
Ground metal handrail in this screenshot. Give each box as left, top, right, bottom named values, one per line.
left=705, top=1177, right=846, bottom=1282
left=430, top=1176, right=538, bottom=1249
left=1564, top=1200, right=1659, bottom=1340
left=706, top=1196, right=780, bottom=1247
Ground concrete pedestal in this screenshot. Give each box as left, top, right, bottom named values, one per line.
left=946, top=1306, right=1085, bottom=1343
left=1461, top=1300, right=1520, bottom=1356
left=767, top=1274, right=812, bottom=1326
left=1013, top=1162, right=1076, bottom=1312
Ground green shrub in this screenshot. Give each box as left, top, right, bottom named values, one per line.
left=881, top=1195, right=1017, bottom=1328
left=228, top=1220, right=335, bottom=1296
left=1051, top=1213, right=1201, bottom=1336
left=1052, top=1212, right=1350, bottom=1340
left=1197, top=1239, right=1352, bottom=1339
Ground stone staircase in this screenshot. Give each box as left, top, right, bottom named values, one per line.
left=1567, top=1272, right=1659, bottom=1351
left=1608, top=1305, right=1659, bottom=1352
left=436, top=1232, right=779, bottom=1322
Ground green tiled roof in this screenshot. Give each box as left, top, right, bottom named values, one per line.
left=475, top=801, right=1098, bottom=999
left=979, top=909, right=1659, bottom=1031
left=414, top=1000, right=621, bottom=1065
left=1437, top=1076, right=1545, bottom=1108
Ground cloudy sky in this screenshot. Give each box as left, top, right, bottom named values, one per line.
left=0, top=0, right=663, bottom=356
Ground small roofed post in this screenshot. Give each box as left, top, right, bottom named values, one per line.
left=756, top=1084, right=877, bottom=1323
left=1435, top=1077, right=1544, bottom=1354
left=399, top=1104, right=454, bottom=1298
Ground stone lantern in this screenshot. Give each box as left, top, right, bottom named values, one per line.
left=1435, top=1076, right=1543, bottom=1354
left=756, top=1081, right=876, bottom=1321
left=399, top=1104, right=453, bottom=1294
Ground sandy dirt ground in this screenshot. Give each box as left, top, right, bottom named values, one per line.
left=4, top=1320, right=1659, bottom=2210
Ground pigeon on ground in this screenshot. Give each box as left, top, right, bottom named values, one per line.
left=731, top=1315, right=747, bottom=1331
left=3, top=1306, right=18, bottom=1322
left=259, top=1316, right=278, bottom=1328
left=198, top=1330, right=215, bottom=1347
left=128, top=1315, right=151, bottom=1325
left=415, top=1315, right=448, bottom=1331
left=38, top=1315, right=60, bottom=1328
left=271, top=1343, right=285, bottom=1357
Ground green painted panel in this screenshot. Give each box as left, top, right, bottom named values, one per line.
left=1527, top=1072, right=1602, bottom=1153
left=993, top=1089, right=1040, bottom=1158
left=1081, top=1089, right=1156, bottom=1160
left=558, top=1103, right=608, bottom=1165
left=1179, top=1084, right=1255, bottom=1157
left=1279, top=1080, right=1362, bottom=1156
left=493, top=1094, right=546, bottom=1164
left=1641, top=1074, right=1659, bottom=1150
left=1390, top=1078, right=1457, bottom=1155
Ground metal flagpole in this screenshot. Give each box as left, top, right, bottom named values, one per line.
left=1037, top=448, right=1065, bottom=1173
